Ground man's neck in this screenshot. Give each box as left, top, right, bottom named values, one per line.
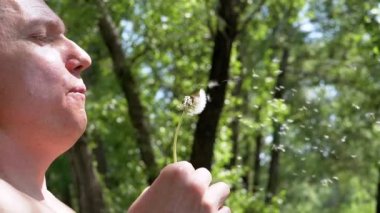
left=0, top=132, right=57, bottom=200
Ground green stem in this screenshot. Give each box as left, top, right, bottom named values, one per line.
left=173, top=111, right=184, bottom=163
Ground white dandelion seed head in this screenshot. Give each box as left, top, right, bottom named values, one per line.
left=180, top=89, right=207, bottom=116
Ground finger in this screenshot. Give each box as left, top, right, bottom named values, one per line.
left=141, top=186, right=150, bottom=195
left=157, top=161, right=195, bottom=184
left=150, top=161, right=195, bottom=200
left=192, top=168, right=212, bottom=190
left=218, top=206, right=231, bottom=213
left=203, top=182, right=230, bottom=209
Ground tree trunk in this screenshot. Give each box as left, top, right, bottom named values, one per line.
left=228, top=118, right=240, bottom=168
left=252, top=133, right=263, bottom=193
left=95, top=0, right=158, bottom=183
left=265, top=123, right=281, bottom=203
left=69, top=136, right=106, bottom=213
left=265, top=48, right=289, bottom=203
left=376, top=165, right=380, bottom=213
left=190, top=0, right=240, bottom=170
left=227, top=73, right=245, bottom=169
left=93, top=138, right=109, bottom=185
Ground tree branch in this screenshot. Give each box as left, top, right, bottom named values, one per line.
left=239, top=0, right=266, bottom=33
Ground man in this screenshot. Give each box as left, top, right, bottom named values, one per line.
left=0, top=0, right=230, bottom=212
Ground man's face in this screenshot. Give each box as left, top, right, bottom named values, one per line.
left=0, top=0, right=91, bottom=149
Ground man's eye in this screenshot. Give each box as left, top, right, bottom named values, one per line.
left=30, top=34, right=55, bottom=44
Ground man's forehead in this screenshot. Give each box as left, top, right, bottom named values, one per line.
left=0, top=0, right=21, bottom=14
left=0, top=0, right=65, bottom=33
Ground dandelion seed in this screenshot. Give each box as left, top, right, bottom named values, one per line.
left=352, top=104, right=360, bottom=110
left=184, top=12, right=192, bottom=18
left=208, top=81, right=219, bottom=88
left=272, top=144, right=286, bottom=152
left=252, top=73, right=259, bottom=78
left=341, top=136, right=347, bottom=143
left=321, top=178, right=333, bottom=186
left=277, top=199, right=283, bottom=205
left=206, top=94, right=211, bottom=102
left=275, top=69, right=282, bottom=75
left=365, top=112, right=375, bottom=120
left=116, top=117, right=124, bottom=123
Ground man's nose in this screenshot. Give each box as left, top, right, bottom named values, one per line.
left=64, top=39, right=92, bottom=74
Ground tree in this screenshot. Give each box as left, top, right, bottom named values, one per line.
left=95, top=0, right=159, bottom=183
left=265, top=47, right=289, bottom=202
left=69, top=135, right=106, bottom=213
left=190, top=0, right=241, bottom=169
left=377, top=165, right=380, bottom=213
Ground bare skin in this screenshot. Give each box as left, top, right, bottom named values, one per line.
left=0, top=0, right=90, bottom=211
left=0, top=0, right=230, bottom=212
left=128, top=162, right=231, bottom=213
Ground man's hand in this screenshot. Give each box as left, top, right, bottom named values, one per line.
left=128, top=161, right=230, bottom=213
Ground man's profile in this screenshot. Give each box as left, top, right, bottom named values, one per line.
left=0, top=0, right=230, bottom=212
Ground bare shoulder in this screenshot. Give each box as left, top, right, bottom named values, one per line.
left=0, top=179, right=75, bottom=213
left=44, top=190, right=76, bottom=213
left=0, top=179, right=30, bottom=212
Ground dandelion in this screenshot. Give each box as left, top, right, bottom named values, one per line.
left=173, top=89, right=207, bottom=162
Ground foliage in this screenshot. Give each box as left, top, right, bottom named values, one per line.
left=47, top=0, right=380, bottom=212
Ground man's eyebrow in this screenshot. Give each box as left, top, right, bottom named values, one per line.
left=27, top=17, right=67, bottom=34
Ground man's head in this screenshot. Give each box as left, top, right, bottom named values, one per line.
left=0, top=0, right=91, bottom=154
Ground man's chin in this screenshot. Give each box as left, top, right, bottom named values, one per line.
left=71, top=111, right=87, bottom=132
left=62, top=114, right=87, bottom=143
left=75, top=117, right=87, bottom=138
left=57, top=126, right=87, bottom=156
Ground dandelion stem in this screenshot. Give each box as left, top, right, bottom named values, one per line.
left=173, top=111, right=184, bottom=163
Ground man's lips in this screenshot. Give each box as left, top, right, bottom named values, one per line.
left=69, top=86, right=87, bottom=94
left=68, top=86, right=87, bottom=101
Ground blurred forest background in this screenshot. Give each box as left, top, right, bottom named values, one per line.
left=47, top=0, right=380, bottom=212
